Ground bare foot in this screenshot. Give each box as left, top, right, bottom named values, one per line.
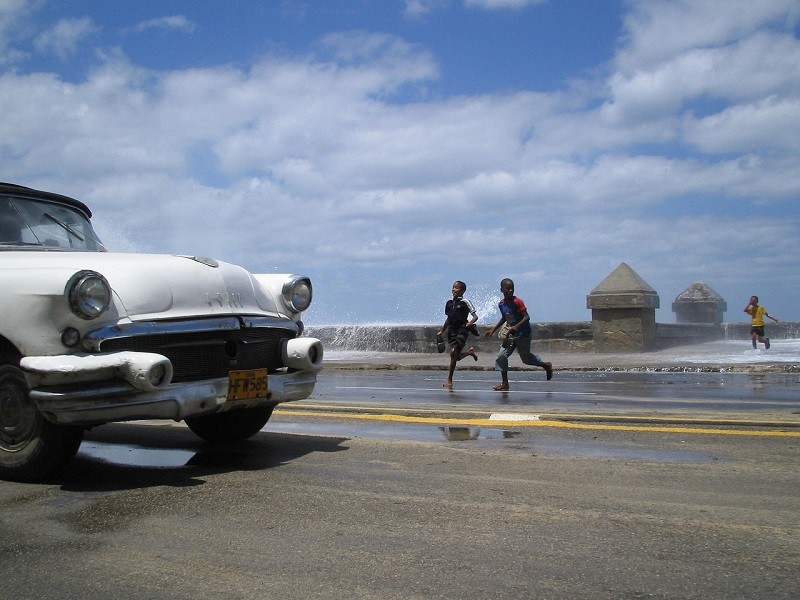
left=443, top=380, right=453, bottom=389
left=467, top=346, right=478, bottom=361
left=492, top=383, right=509, bottom=391
left=543, top=362, right=553, bottom=381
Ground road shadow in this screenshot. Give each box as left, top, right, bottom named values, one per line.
left=56, top=422, right=349, bottom=492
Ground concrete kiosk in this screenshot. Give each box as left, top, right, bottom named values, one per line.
left=586, top=262, right=660, bottom=352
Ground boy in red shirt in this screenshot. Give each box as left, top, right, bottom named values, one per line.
left=484, top=278, right=552, bottom=390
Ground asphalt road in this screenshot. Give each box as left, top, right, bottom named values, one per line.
left=305, top=368, right=800, bottom=422
left=2, top=368, right=799, bottom=599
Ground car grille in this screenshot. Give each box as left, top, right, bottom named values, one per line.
left=98, top=327, right=296, bottom=383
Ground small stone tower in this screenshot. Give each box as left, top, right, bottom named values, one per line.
left=672, top=281, right=727, bottom=326
left=586, top=263, right=660, bottom=352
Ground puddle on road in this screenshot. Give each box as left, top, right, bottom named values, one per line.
left=78, top=441, right=196, bottom=468
left=264, top=422, right=717, bottom=462
left=438, top=426, right=520, bottom=441
left=77, top=426, right=718, bottom=468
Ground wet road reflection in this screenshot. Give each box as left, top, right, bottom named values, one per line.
left=70, top=368, right=798, bottom=474
left=262, top=418, right=726, bottom=463
left=311, top=370, right=800, bottom=414
left=439, top=425, right=520, bottom=441
left=69, top=423, right=348, bottom=491
left=74, top=419, right=721, bottom=476
left=79, top=441, right=197, bottom=468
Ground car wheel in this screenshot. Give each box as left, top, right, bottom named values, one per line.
left=0, top=364, right=84, bottom=482
left=185, top=405, right=274, bottom=443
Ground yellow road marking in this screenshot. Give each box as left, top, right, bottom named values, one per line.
left=293, top=402, right=799, bottom=427
left=276, top=408, right=800, bottom=438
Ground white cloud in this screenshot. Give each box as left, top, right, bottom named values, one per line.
left=404, top=0, right=449, bottom=18
left=133, top=15, right=196, bottom=34
left=0, top=1, right=798, bottom=323
left=0, top=0, right=38, bottom=63
left=405, top=0, right=549, bottom=18
left=685, top=97, right=800, bottom=156
left=464, top=0, right=546, bottom=9
left=33, top=16, right=97, bottom=60
left=602, top=30, right=800, bottom=127
left=617, top=0, right=800, bottom=71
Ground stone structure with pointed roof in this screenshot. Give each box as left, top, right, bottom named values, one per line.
left=672, top=280, right=727, bottom=326
left=586, top=262, right=660, bottom=352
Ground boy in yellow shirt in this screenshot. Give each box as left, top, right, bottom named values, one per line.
left=744, top=295, right=779, bottom=349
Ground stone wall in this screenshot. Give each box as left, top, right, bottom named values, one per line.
left=307, top=263, right=796, bottom=354
left=306, top=322, right=594, bottom=354
left=305, top=321, right=798, bottom=354
left=656, top=323, right=724, bottom=349
left=721, top=322, right=800, bottom=341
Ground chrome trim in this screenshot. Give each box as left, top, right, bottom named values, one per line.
left=82, top=316, right=299, bottom=351
left=30, top=370, right=318, bottom=426
left=66, top=270, right=112, bottom=320
left=178, top=255, right=219, bottom=268
left=240, top=316, right=299, bottom=331
left=281, top=275, right=313, bottom=313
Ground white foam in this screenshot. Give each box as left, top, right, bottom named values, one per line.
left=652, top=339, right=800, bottom=364
left=323, top=339, right=800, bottom=366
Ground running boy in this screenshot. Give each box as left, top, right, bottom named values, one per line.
left=744, top=295, right=779, bottom=349
left=438, top=281, right=478, bottom=389
left=484, top=278, right=552, bottom=390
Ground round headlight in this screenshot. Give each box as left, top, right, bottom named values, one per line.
left=282, top=277, right=312, bottom=313
left=67, top=271, right=111, bottom=319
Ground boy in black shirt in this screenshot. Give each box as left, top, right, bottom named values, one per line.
left=438, top=280, right=478, bottom=389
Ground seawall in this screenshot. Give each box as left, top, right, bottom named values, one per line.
left=305, top=321, right=799, bottom=354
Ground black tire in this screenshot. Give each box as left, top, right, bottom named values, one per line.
left=0, top=364, right=84, bottom=482
left=185, top=405, right=274, bottom=443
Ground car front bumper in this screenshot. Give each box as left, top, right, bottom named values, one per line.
left=24, top=368, right=318, bottom=426
left=20, top=343, right=322, bottom=426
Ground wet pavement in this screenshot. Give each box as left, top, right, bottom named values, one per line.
left=4, top=341, right=799, bottom=599
left=304, top=368, right=800, bottom=420
left=66, top=339, right=800, bottom=471
left=6, top=417, right=798, bottom=600
left=72, top=343, right=800, bottom=468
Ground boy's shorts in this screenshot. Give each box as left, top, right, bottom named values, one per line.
left=447, top=328, right=469, bottom=353
left=751, top=326, right=765, bottom=336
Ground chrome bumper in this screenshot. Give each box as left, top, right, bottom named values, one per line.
left=26, top=369, right=318, bottom=426
left=20, top=342, right=322, bottom=426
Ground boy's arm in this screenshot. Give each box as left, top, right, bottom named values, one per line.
left=464, top=299, right=478, bottom=328
left=484, top=316, right=506, bottom=337
left=509, top=310, right=530, bottom=333
left=766, top=312, right=779, bottom=323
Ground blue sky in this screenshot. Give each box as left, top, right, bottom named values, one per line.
left=1, top=0, right=799, bottom=326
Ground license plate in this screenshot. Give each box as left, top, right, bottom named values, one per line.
left=227, top=368, right=268, bottom=401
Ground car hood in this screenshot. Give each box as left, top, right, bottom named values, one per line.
left=6, top=251, right=281, bottom=320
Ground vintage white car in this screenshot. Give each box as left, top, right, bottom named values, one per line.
left=0, top=182, right=323, bottom=481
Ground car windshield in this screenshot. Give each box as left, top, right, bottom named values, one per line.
left=0, top=195, right=106, bottom=251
